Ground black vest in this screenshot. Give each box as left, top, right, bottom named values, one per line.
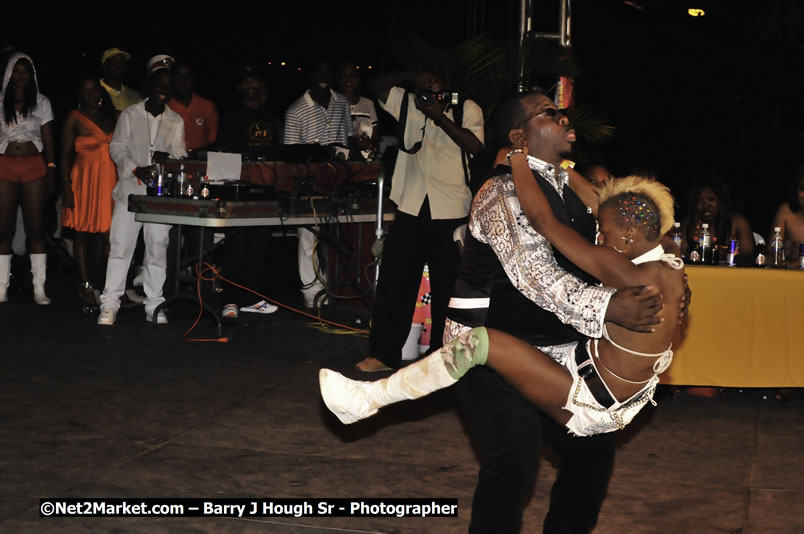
left=449, top=165, right=599, bottom=347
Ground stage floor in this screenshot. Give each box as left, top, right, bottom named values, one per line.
left=1, top=261, right=802, bottom=533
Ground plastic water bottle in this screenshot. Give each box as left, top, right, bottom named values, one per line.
left=699, top=223, right=713, bottom=265
left=671, top=222, right=682, bottom=251
left=769, top=227, right=784, bottom=267
left=175, top=162, right=188, bottom=197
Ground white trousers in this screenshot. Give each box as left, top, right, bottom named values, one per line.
left=100, top=199, right=171, bottom=313
left=298, top=227, right=325, bottom=302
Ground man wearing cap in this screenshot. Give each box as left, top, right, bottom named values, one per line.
left=100, top=48, right=142, bottom=112
left=98, top=55, right=186, bottom=326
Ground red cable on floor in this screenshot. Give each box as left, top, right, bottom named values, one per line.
left=183, top=262, right=370, bottom=341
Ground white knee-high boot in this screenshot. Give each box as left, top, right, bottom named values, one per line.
left=320, top=327, right=489, bottom=424
left=0, top=254, right=10, bottom=303
left=30, top=253, right=50, bottom=305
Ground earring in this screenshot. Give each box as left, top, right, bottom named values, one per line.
left=613, top=236, right=632, bottom=254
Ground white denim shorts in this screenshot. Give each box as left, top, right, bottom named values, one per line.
left=563, top=340, right=659, bottom=437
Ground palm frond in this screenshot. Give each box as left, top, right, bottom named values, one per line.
left=567, top=105, right=615, bottom=144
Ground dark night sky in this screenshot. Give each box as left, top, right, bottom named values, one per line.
left=5, top=0, right=802, bottom=233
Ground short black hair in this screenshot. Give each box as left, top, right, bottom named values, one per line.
left=309, top=59, right=333, bottom=74
left=174, top=60, right=195, bottom=75
left=419, top=62, right=451, bottom=88
left=235, top=63, right=264, bottom=84
left=489, top=90, right=547, bottom=149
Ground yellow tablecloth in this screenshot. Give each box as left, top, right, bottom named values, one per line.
left=662, top=266, right=804, bottom=387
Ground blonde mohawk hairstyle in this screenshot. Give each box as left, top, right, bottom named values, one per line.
left=598, top=176, right=676, bottom=237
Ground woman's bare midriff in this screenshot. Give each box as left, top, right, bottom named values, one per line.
left=4, top=141, right=40, bottom=157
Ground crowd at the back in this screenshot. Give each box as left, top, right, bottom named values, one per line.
left=0, top=46, right=802, bottom=322
left=0, top=48, right=385, bottom=320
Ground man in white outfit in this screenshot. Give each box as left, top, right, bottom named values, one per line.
left=98, top=55, right=186, bottom=325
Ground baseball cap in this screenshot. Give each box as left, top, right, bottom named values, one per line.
left=101, top=48, right=131, bottom=65
left=146, top=54, right=176, bottom=77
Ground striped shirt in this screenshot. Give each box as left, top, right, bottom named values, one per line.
left=283, top=89, right=352, bottom=146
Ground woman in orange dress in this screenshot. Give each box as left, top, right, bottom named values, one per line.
left=60, top=78, right=117, bottom=313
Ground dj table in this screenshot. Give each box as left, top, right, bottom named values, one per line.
left=129, top=196, right=391, bottom=227
left=129, top=189, right=394, bottom=337
left=161, top=158, right=383, bottom=195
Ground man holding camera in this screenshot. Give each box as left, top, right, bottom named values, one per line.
left=356, top=69, right=483, bottom=372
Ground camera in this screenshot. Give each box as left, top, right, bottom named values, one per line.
left=415, top=88, right=459, bottom=106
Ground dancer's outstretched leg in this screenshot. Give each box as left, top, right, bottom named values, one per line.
left=320, top=326, right=575, bottom=426
left=320, top=327, right=489, bottom=424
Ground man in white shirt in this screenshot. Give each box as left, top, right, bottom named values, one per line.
left=284, top=60, right=353, bottom=308
left=356, top=68, right=484, bottom=371
left=98, top=56, right=186, bottom=326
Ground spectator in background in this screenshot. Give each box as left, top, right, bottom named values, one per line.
left=1, top=47, right=28, bottom=262
left=772, top=166, right=804, bottom=262
left=168, top=61, right=218, bottom=152
left=100, top=48, right=141, bottom=113
left=681, top=175, right=754, bottom=263
left=0, top=52, right=56, bottom=305
left=583, top=163, right=613, bottom=188
left=97, top=55, right=186, bottom=326
left=60, top=77, right=118, bottom=314
left=284, top=60, right=353, bottom=309
left=355, top=66, right=483, bottom=372
left=334, top=61, right=379, bottom=161
left=217, top=64, right=281, bottom=318
left=216, top=64, right=281, bottom=158
left=284, top=60, right=352, bottom=149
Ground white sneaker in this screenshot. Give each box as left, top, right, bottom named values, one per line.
left=145, top=310, right=168, bottom=324
left=240, top=300, right=278, bottom=314
left=221, top=303, right=239, bottom=319
left=319, top=369, right=378, bottom=424
left=97, top=307, right=116, bottom=326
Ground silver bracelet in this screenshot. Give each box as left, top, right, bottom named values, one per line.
left=506, top=148, right=525, bottom=163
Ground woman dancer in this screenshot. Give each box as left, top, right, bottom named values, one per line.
left=60, top=77, right=118, bottom=313
left=0, top=52, right=56, bottom=304
left=321, top=102, right=686, bottom=436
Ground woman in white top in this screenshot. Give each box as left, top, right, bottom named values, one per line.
left=0, top=53, right=56, bottom=304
